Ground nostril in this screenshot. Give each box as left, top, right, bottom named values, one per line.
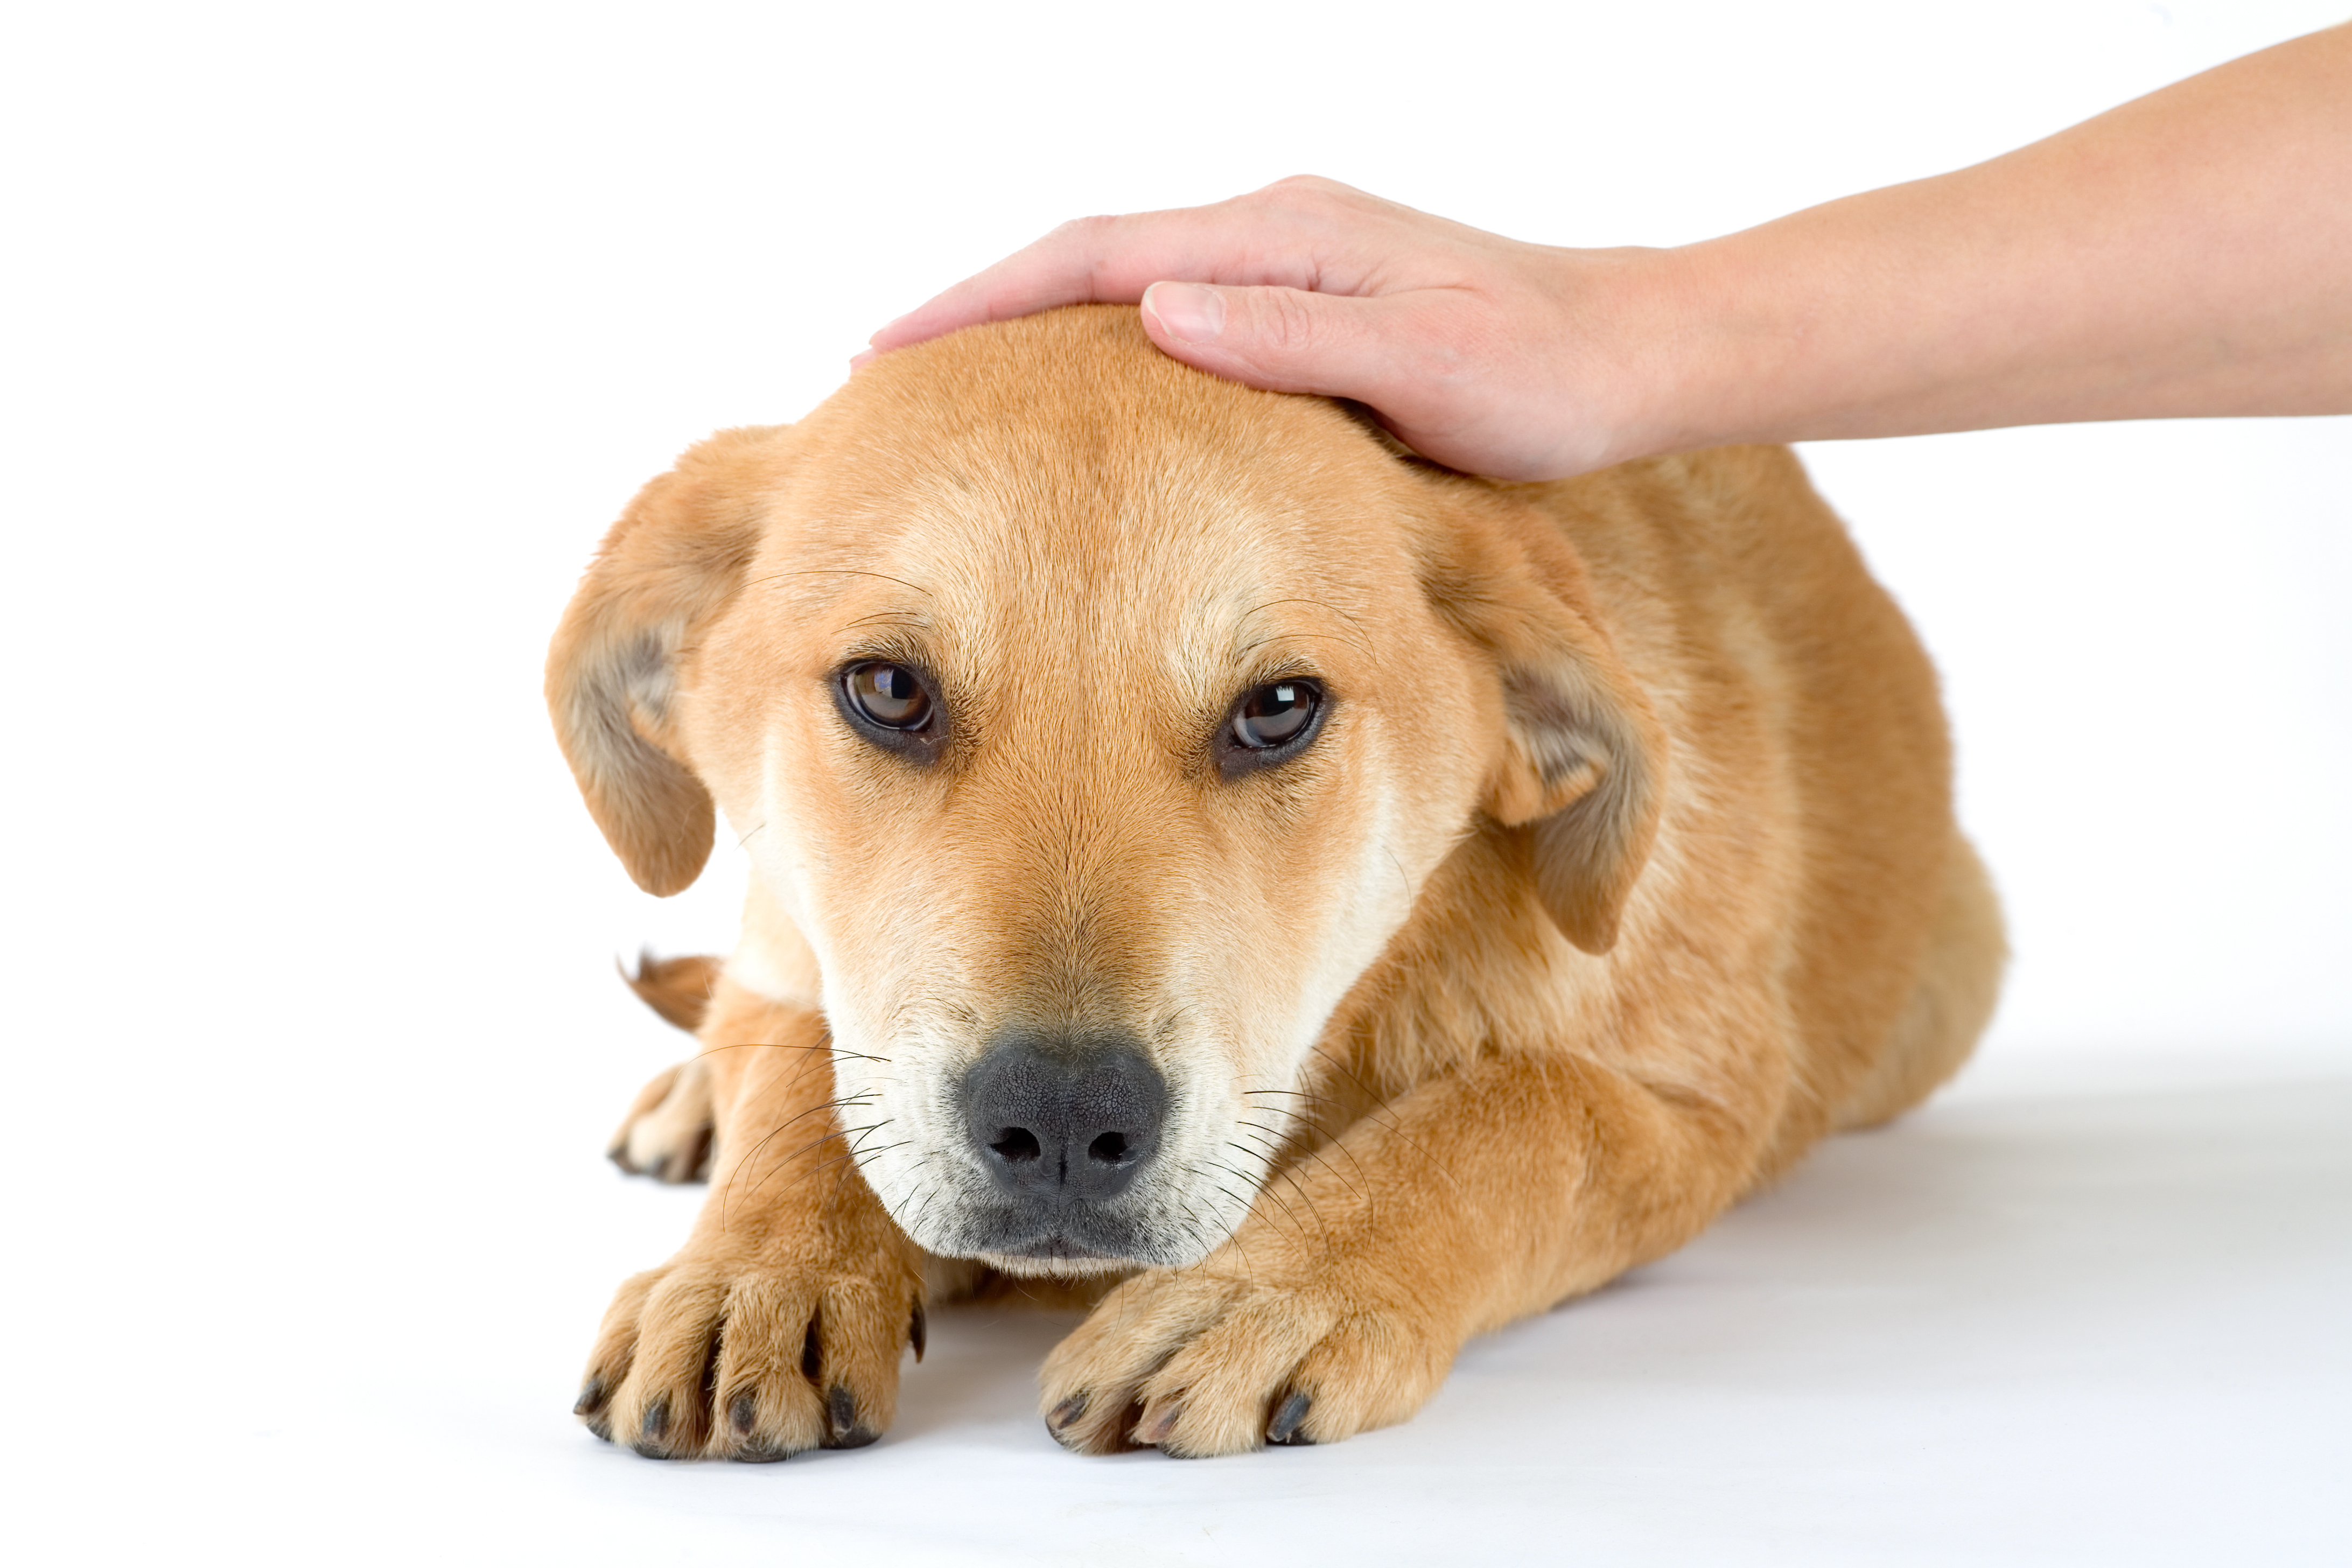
left=990, top=1127, right=1042, bottom=1164
left=961, top=1032, right=1167, bottom=1202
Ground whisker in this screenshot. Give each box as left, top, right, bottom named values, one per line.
left=732, top=1114, right=886, bottom=1209
left=1310, top=1045, right=1462, bottom=1193
left=716, top=1094, right=877, bottom=1219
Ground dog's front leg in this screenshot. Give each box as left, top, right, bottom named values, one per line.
left=1039, top=1047, right=1763, bottom=1457
left=575, top=980, right=926, bottom=1459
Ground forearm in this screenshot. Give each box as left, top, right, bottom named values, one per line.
left=1631, top=23, right=2352, bottom=458
left=693, top=986, right=898, bottom=1255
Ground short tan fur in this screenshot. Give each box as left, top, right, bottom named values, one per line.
left=549, top=306, right=2003, bottom=1460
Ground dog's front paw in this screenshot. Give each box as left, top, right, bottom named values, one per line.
left=575, top=1246, right=925, bottom=1461
left=1038, top=1258, right=1453, bottom=1457
left=607, top=1057, right=716, bottom=1182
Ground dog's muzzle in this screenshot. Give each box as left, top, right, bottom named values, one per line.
left=956, top=1028, right=1168, bottom=1263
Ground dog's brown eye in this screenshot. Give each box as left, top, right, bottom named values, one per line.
left=1231, top=680, right=1320, bottom=751
left=845, top=662, right=933, bottom=731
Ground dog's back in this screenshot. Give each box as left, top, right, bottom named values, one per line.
left=1538, top=449, right=2001, bottom=1156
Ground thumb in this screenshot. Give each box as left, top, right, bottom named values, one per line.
left=1140, top=279, right=1400, bottom=402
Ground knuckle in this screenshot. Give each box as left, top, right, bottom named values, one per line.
left=1048, top=212, right=1121, bottom=245
left=1257, top=173, right=1347, bottom=216
left=1254, top=289, right=1322, bottom=359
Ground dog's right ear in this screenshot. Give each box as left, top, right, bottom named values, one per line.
left=545, top=425, right=792, bottom=895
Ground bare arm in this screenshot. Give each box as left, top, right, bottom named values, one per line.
left=864, top=24, right=2352, bottom=480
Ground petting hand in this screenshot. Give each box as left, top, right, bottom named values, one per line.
left=862, top=177, right=1685, bottom=480
left=861, top=26, right=2351, bottom=481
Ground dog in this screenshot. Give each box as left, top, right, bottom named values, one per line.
left=545, top=304, right=2004, bottom=1460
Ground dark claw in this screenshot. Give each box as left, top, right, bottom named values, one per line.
left=1049, top=1394, right=1088, bottom=1431
left=573, top=1376, right=608, bottom=1418
left=729, top=1389, right=758, bottom=1435
left=630, top=1389, right=678, bottom=1458
left=908, top=1299, right=928, bottom=1363
left=733, top=1439, right=790, bottom=1463
left=824, top=1384, right=879, bottom=1448
left=606, top=1145, right=638, bottom=1174
left=1138, top=1403, right=1182, bottom=1446
left=1268, top=1390, right=1314, bottom=1445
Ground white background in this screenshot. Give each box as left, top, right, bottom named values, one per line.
left=3, top=2, right=2346, bottom=1562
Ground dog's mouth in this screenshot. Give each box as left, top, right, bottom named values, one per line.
left=971, top=1238, right=1146, bottom=1278
left=954, top=1200, right=1183, bottom=1275
left=997, top=1235, right=1124, bottom=1264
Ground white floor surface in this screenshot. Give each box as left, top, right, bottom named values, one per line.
left=25, top=1046, right=2346, bottom=1565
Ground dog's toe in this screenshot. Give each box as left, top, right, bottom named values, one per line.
left=608, top=1058, right=718, bottom=1183
left=579, top=1256, right=923, bottom=1461
left=1038, top=1262, right=1449, bottom=1457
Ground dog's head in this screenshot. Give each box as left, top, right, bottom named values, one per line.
left=549, top=307, right=1663, bottom=1272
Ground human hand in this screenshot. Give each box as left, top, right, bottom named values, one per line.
left=861, top=177, right=1686, bottom=480
left=861, top=25, right=2352, bottom=477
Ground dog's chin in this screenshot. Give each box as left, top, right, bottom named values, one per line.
left=970, top=1244, right=1139, bottom=1279
left=949, top=1220, right=1225, bottom=1278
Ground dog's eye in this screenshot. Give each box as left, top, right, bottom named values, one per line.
left=1229, top=680, right=1321, bottom=752
left=843, top=662, right=934, bottom=731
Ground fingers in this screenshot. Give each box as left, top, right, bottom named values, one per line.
left=862, top=176, right=1388, bottom=356
left=1137, top=279, right=1448, bottom=405
left=1142, top=279, right=1553, bottom=476
left=852, top=176, right=1647, bottom=481
left=856, top=216, right=1161, bottom=356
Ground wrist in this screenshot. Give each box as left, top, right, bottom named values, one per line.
left=1532, top=241, right=1768, bottom=473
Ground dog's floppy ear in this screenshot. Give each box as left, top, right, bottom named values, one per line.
left=546, top=425, right=789, bottom=895
left=1423, top=513, right=1668, bottom=955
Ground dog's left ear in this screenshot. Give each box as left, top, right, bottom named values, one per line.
left=546, top=425, right=792, bottom=895
left=1423, top=512, right=1669, bottom=955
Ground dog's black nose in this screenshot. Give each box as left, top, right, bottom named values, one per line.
left=961, top=1031, right=1167, bottom=1203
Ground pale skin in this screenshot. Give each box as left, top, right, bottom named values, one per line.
left=861, top=23, right=2352, bottom=481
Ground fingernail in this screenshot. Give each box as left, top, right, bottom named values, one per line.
left=1144, top=281, right=1224, bottom=344
left=849, top=349, right=878, bottom=370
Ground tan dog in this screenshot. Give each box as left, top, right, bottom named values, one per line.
left=547, top=305, right=2003, bottom=1460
